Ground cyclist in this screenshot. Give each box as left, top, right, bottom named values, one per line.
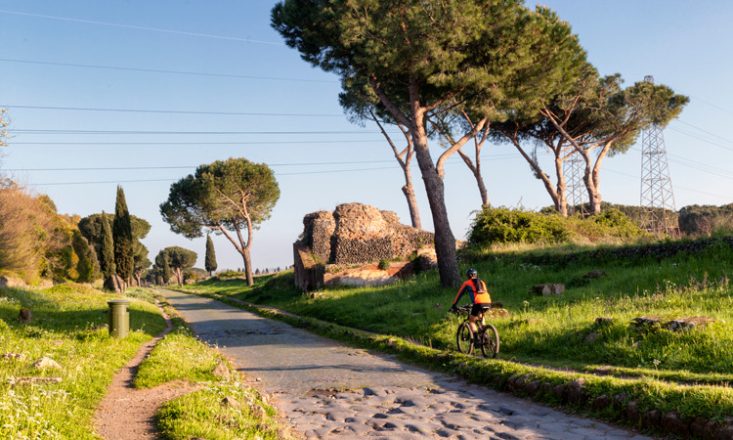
left=450, top=268, right=492, bottom=334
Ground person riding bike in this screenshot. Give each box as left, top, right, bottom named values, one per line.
left=450, top=268, right=492, bottom=334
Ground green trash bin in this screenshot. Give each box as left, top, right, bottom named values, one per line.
left=107, top=299, right=130, bottom=338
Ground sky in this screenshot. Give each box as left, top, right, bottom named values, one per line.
left=1, top=0, right=732, bottom=271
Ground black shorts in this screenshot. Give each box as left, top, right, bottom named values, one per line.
left=471, top=303, right=491, bottom=317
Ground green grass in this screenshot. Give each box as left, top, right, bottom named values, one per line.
left=133, top=296, right=286, bottom=439
left=134, top=324, right=225, bottom=389
left=157, top=383, right=281, bottom=440
left=0, top=283, right=166, bottom=439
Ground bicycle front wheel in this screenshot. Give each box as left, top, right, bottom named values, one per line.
left=479, top=324, right=500, bottom=358
left=456, top=321, right=474, bottom=354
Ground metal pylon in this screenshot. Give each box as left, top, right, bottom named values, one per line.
left=640, top=76, right=677, bottom=233
left=565, top=152, right=586, bottom=215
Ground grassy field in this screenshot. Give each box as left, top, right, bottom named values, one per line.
left=135, top=302, right=284, bottom=440
left=177, top=237, right=733, bottom=437
left=0, top=283, right=166, bottom=439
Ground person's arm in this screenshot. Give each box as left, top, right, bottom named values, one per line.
left=451, top=282, right=468, bottom=308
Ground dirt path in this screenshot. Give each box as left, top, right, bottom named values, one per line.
left=159, top=289, right=651, bottom=440
left=93, top=304, right=198, bottom=440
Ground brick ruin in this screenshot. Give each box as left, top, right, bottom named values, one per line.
left=293, top=203, right=434, bottom=291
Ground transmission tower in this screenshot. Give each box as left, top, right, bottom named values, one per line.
left=640, top=75, right=677, bottom=234
left=564, top=152, right=587, bottom=214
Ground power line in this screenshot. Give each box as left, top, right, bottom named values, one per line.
left=29, top=166, right=400, bottom=186
left=606, top=168, right=730, bottom=200
left=9, top=140, right=385, bottom=146
left=0, top=58, right=336, bottom=83
left=667, top=127, right=733, bottom=153
left=0, top=9, right=283, bottom=46
left=0, top=104, right=344, bottom=118
left=9, top=129, right=390, bottom=135
left=3, top=155, right=518, bottom=172
left=675, top=119, right=733, bottom=146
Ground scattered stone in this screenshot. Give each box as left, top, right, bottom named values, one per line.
left=625, top=400, right=640, bottom=423
left=591, top=395, right=611, bottom=411
left=531, top=284, right=565, bottom=296
left=19, top=308, right=32, bottom=323
left=630, top=316, right=661, bottom=331
left=415, top=247, right=438, bottom=271
left=373, top=413, right=388, bottom=419
left=212, top=361, right=231, bottom=380
left=221, top=396, right=240, bottom=408
left=10, top=376, right=62, bottom=386
left=663, top=316, right=715, bottom=332
left=565, top=379, right=587, bottom=405
left=584, top=270, right=607, bottom=280
left=33, top=356, right=61, bottom=370
left=594, top=317, right=614, bottom=327
left=661, top=411, right=689, bottom=437
left=642, top=409, right=661, bottom=429
left=0, top=275, right=26, bottom=288
left=255, top=377, right=262, bottom=382
left=2, top=352, right=26, bottom=361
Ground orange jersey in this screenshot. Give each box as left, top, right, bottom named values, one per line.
left=452, top=279, right=491, bottom=306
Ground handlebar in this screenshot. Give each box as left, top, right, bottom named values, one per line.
left=449, top=303, right=503, bottom=315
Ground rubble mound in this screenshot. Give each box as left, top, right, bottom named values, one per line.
left=294, top=203, right=434, bottom=291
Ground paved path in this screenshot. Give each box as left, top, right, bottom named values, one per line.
left=160, top=290, right=650, bottom=440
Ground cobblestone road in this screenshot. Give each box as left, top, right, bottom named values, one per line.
left=160, top=290, right=650, bottom=440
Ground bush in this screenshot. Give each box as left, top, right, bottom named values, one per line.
left=377, top=259, right=390, bottom=270
left=469, top=208, right=569, bottom=245
left=679, top=204, right=733, bottom=236
left=468, top=207, right=643, bottom=247
left=216, top=270, right=246, bottom=279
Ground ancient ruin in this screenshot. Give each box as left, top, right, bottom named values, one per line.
left=293, top=203, right=434, bottom=291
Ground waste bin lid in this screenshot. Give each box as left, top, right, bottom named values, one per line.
left=107, top=299, right=130, bottom=305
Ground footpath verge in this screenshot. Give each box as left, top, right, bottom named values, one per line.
left=174, top=288, right=733, bottom=440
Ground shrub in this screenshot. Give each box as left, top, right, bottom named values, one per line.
left=468, top=207, right=643, bottom=248
left=468, top=208, right=569, bottom=245
left=377, top=259, right=390, bottom=270
left=679, top=204, right=733, bottom=236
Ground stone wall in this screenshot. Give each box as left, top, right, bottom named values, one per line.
left=293, top=203, right=434, bottom=291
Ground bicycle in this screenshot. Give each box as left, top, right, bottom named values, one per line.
left=451, top=304, right=500, bottom=358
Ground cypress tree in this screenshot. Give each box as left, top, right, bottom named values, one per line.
left=100, top=213, right=115, bottom=278
left=71, top=230, right=96, bottom=282
left=160, top=253, right=172, bottom=284
left=205, top=234, right=217, bottom=276
left=113, top=186, right=134, bottom=287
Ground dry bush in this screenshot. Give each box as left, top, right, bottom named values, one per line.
left=0, top=182, right=77, bottom=283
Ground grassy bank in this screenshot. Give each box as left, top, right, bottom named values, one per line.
left=136, top=298, right=284, bottom=440
left=0, top=283, right=166, bottom=439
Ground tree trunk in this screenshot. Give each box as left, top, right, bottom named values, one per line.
left=242, top=249, right=254, bottom=287
left=554, top=155, right=568, bottom=217
left=474, top=169, right=489, bottom=208
left=410, top=105, right=460, bottom=287
left=401, top=168, right=422, bottom=229
left=581, top=158, right=602, bottom=215
left=509, top=137, right=561, bottom=213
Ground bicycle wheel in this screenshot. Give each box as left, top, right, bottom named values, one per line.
left=479, top=324, right=500, bottom=358
left=456, top=321, right=474, bottom=354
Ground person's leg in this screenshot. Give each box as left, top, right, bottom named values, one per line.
left=468, top=315, right=478, bottom=334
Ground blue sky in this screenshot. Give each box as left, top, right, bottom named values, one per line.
left=1, top=0, right=732, bottom=271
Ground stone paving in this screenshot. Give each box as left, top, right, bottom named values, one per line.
left=160, top=290, right=651, bottom=440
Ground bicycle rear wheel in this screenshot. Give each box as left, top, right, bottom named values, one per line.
left=456, top=321, right=474, bottom=354
left=479, top=324, right=500, bottom=358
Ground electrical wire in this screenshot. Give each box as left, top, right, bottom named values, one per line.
left=0, top=58, right=336, bottom=83
left=0, top=9, right=283, bottom=46
left=0, top=104, right=344, bottom=118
